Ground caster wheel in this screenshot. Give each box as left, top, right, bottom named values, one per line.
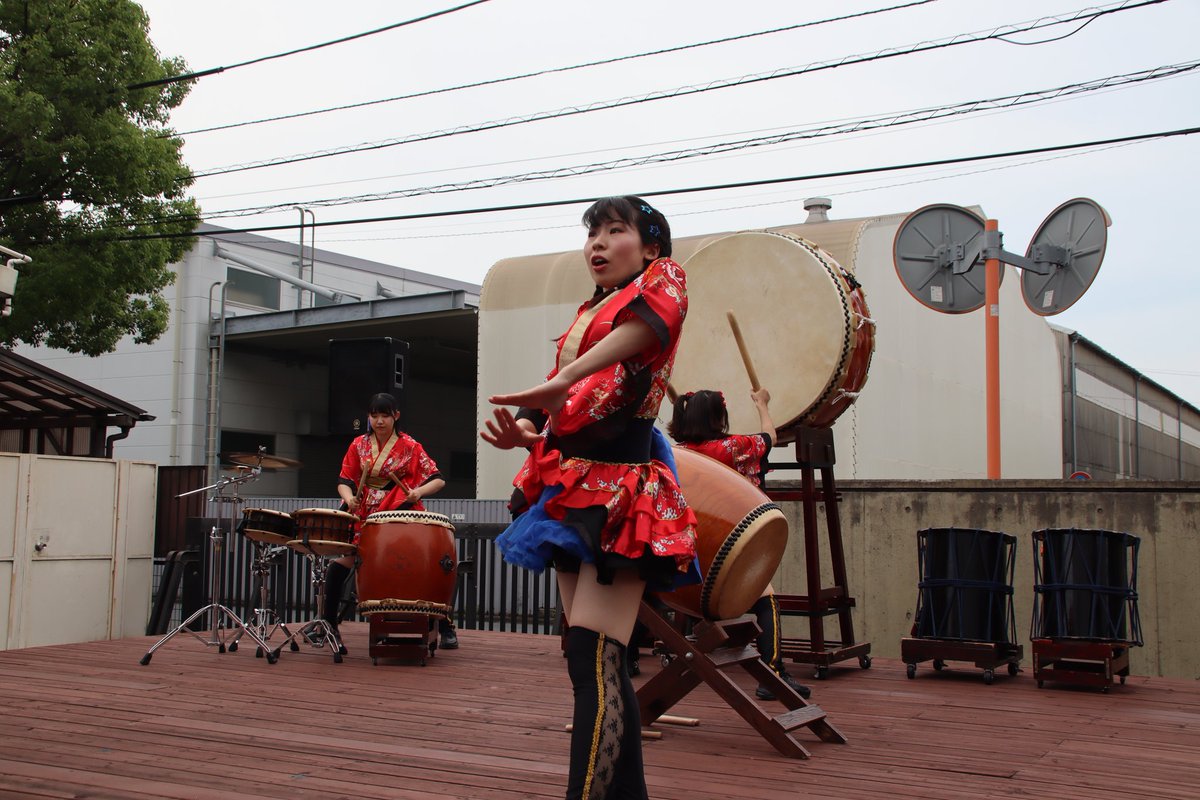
left=816, top=666, right=829, bottom=680
left=1120, top=675, right=1127, bottom=685
left=983, top=669, right=995, bottom=685
left=266, top=652, right=277, bottom=665
left=139, top=654, right=152, bottom=666
left=218, top=643, right=226, bottom=654
left=859, top=655, right=872, bottom=670
left=932, top=659, right=945, bottom=671
left=1008, top=662, right=1019, bottom=676
left=1037, top=680, right=1044, bottom=689
left=228, top=641, right=238, bottom=653
left=660, top=656, right=672, bottom=668
left=906, top=663, right=916, bottom=679
left=1101, top=686, right=1109, bottom=693
left=338, top=644, right=348, bottom=656
left=372, top=658, right=378, bottom=666
left=255, top=647, right=264, bottom=659
left=290, top=640, right=300, bottom=652
left=333, top=653, right=343, bottom=664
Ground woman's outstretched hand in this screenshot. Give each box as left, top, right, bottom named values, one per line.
left=480, top=407, right=542, bottom=450
left=488, top=374, right=570, bottom=416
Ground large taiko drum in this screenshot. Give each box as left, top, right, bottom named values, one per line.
left=356, top=511, right=457, bottom=619
left=657, top=447, right=789, bottom=621
left=289, top=508, right=358, bottom=557
left=239, top=508, right=295, bottom=546
left=671, top=230, right=874, bottom=431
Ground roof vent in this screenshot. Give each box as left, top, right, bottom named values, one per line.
left=804, top=197, right=832, bottom=223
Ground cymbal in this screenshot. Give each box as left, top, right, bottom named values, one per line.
left=226, top=452, right=303, bottom=470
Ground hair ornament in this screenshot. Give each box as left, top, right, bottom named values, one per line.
left=683, top=391, right=694, bottom=399
left=640, top=203, right=655, bottom=215
left=648, top=224, right=661, bottom=238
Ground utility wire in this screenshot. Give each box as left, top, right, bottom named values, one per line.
left=195, top=60, right=1198, bottom=219
left=172, top=0, right=939, bottom=137
left=127, top=0, right=493, bottom=90
left=189, top=0, right=1165, bottom=179
left=107, top=125, right=1200, bottom=241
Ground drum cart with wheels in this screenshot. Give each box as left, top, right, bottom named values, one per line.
left=902, top=638, right=1022, bottom=684
left=766, top=428, right=872, bottom=680
left=1031, top=639, right=1130, bottom=691
left=366, top=613, right=439, bottom=666
left=902, top=527, right=1022, bottom=684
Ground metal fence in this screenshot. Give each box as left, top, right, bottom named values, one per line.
left=149, top=498, right=562, bottom=637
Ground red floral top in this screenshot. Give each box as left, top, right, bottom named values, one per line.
left=677, top=433, right=772, bottom=488
left=338, top=431, right=441, bottom=528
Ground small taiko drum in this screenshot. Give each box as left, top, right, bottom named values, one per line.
left=671, top=230, right=874, bottom=431
left=657, top=447, right=789, bottom=621
left=288, top=508, right=359, bottom=558
left=239, top=508, right=295, bottom=546
left=356, top=510, right=457, bottom=619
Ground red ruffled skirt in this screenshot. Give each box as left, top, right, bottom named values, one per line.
left=511, top=439, right=698, bottom=574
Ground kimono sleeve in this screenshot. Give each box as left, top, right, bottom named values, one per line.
left=613, top=257, right=687, bottom=369
left=338, top=437, right=364, bottom=485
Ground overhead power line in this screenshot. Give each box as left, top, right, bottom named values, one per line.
left=194, top=60, right=1198, bottom=219
left=173, top=0, right=940, bottom=137
left=109, top=125, right=1200, bottom=241
left=189, top=0, right=1166, bottom=179
left=127, top=0, right=493, bottom=90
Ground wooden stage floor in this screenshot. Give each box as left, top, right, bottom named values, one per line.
left=0, top=624, right=1197, bottom=799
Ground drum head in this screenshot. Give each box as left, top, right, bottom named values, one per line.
left=673, top=231, right=858, bottom=433
left=365, top=510, right=454, bottom=529
left=704, top=506, right=789, bottom=620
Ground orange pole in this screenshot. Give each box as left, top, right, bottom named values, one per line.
left=985, top=219, right=1001, bottom=479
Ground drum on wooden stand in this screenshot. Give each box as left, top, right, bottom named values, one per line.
left=657, top=447, right=789, bottom=621
left=356, top=510, right=458, bottom=619
left=671, top=230, right=874, bottom=432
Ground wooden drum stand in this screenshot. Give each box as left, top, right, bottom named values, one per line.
left=765, top=427, right=871, bottom=679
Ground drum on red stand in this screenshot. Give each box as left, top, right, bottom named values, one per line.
left=356, top=510, right=457, bottom=619
left=657, top=447, right=789, bottom=621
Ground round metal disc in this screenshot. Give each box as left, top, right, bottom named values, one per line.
left=1021, top=198, right=1110, bottom=316
left=893, top=204, right=998, bottom=314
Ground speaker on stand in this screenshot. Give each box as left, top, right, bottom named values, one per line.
left=328, top=338, right=410, bottom=436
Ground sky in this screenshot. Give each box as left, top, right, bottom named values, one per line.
left=136, top=0, right=1200, bottom=408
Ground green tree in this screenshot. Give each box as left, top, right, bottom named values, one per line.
left=0, top=0, right=199, bottom=355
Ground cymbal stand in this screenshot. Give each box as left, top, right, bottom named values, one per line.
left=228, top=542, right=293, bottom=658
left=140, top=467, right=276, bottom=665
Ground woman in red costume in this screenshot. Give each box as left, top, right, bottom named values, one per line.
left=669, top=387, right=811, bottom=700
left=323, top=392, right=448, bottom=645
left=482, top=196, right=698, bottom=800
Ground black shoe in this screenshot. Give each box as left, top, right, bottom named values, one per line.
left=439, top=627, right=459, bottom=650
left=757, top=671, right=812, bottom=700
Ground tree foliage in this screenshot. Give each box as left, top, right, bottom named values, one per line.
left=0, top=0, right=199, bottom=355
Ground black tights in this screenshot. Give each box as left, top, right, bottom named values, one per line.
left=752, top=594, right=781, bottom=671
left=564, top=626, right=648, bottom=800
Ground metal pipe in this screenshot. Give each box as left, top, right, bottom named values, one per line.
left=214, top=245, right=344, bottom=302
left=1069, top=333, right=1078, bottom=475
left=204, top=281, right=227, bottom=485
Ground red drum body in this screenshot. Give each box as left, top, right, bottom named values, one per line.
left=240, top=508, right=295, bottom=546
left=671, top=230, right=874, bottom=431
left=357, top=511, right=457, bottom=619
left=658, top=448, right=789, bottom=621
left=290, top=508, right=358, bottom=557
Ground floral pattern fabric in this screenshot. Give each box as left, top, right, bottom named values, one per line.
left=678, top=433, right=771, bottom=488
left=339, top=432, right=441, bottom=529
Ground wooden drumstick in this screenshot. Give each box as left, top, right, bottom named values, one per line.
left=653, top=714, right=700, bottom=727
left=726, top=310, right=761, bottom=391
left=666, top=382, right=679, bottom=405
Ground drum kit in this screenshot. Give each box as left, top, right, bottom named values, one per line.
left=140, top=448, right=461, bottom=666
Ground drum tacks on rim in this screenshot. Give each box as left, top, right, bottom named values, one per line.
left=671, top=231, right=874, bottom=433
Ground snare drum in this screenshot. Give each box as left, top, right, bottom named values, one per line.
left=289, top=508, right=359, bottom=558
left=671, top=231, right=874, bottom=431
left=239, top=508, right=295, bottom=546
left=656, top=447, right=789, bottom=621
left=356, top=511, right=457, bottom=619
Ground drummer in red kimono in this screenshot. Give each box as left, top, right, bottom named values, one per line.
left=669, top=386, right=811, bottom=700
left=325, top=392, right=451, bottom=647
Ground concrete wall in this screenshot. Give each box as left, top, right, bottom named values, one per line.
left=769, top=480, right=1200, bottom=680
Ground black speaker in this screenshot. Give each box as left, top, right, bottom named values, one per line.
left=914, top=527, right=1016, bottom=643
left=1033, top=528, right=1139, bottom=642
left=328, top=337, right=410, bottom=435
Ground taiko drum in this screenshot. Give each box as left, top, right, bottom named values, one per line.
left=357, top=510, right=458, bottom=619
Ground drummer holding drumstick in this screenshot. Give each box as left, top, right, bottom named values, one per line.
left=668, top=387, right=812, bottom=700
left=326, top=392, right=450, bottom=647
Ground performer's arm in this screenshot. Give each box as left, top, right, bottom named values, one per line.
left=751, top=387, right=777, bottom=448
